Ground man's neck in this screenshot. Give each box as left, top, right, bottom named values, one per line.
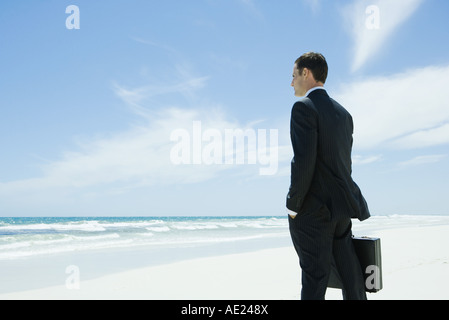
left=305, top=85, right=325, bottom=97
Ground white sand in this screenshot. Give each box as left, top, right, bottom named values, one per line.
left=1, top=224, right=448, bottom=300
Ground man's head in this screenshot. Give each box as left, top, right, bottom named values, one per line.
left=291, top=52, right=328, bottom=97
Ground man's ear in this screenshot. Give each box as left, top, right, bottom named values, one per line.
left=302, top=68, right=309, bottom=77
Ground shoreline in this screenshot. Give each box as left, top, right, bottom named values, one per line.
left=0, top=235, right=292, bottom=296
left=0, top=246, right=300, bottom=300
left=1, top=223, right=449, bottom=300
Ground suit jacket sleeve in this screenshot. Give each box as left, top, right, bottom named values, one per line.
left=287, top=101, right=318, bottom=213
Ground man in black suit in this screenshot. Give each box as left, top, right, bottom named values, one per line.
left=287, top=52, right=370, bottom=300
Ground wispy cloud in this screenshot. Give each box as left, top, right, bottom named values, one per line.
left=399, top=154, right=447, bottom=167
left=333, top=64, right=449, bottom=150
left=114, top=76, right=210, bottom=106
left=113, top=65, right=210, bottom=117
left=352, top=154, right=383, bottom=165
left=0, top=73, right=288, bottom=203
left=131, top=36, right=178, bottom=54
left=342, top=0, right=424, bottom=72
left=0, top=107, right=285, bottom=200
left=392, top=124, right=449, bottom=149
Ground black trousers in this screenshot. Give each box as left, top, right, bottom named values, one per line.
left=288, top=207, right=367, bottom=300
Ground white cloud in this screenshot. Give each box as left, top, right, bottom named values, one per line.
left=333, top=64, right=449, bottom=150
left=343, top=0, right=424, bottom=72
left=392, top=123, right=449, bottom=149
left=352, top=154, right=383, bottom=165
left=114, top=73, right=209, bottom=108
left=131, top=36, right=178, bottom=55
left=0, top=108, right=198, bottom=194
left=0, top=74, right=287, bottom=201
left=399, top=154, right=447, bottom=167
left=0, top=108, right=277, bottom=193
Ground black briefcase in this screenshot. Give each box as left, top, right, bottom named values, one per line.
left=328, top=236, right=382, bottom=293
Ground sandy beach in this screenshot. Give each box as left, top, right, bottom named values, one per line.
left=1, top=222, right=448, bottom=300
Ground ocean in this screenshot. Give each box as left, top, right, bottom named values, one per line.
left=2, top=214, right=449, bottom=262
left=0, top=216, right=289, bottom=261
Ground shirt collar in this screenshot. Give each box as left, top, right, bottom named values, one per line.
left=305, top=86, right=326, bottom=97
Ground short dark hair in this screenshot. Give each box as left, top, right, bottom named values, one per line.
left=295, top=52, right=328, bottom=84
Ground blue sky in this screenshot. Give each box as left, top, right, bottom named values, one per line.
left=1, top=0, right=449, bottom=217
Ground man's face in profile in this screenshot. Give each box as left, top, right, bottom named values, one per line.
left=291, top=64, right=306, bottom=97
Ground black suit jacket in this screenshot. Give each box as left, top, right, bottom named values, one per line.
left=287, top=89, right=370, bottom=221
